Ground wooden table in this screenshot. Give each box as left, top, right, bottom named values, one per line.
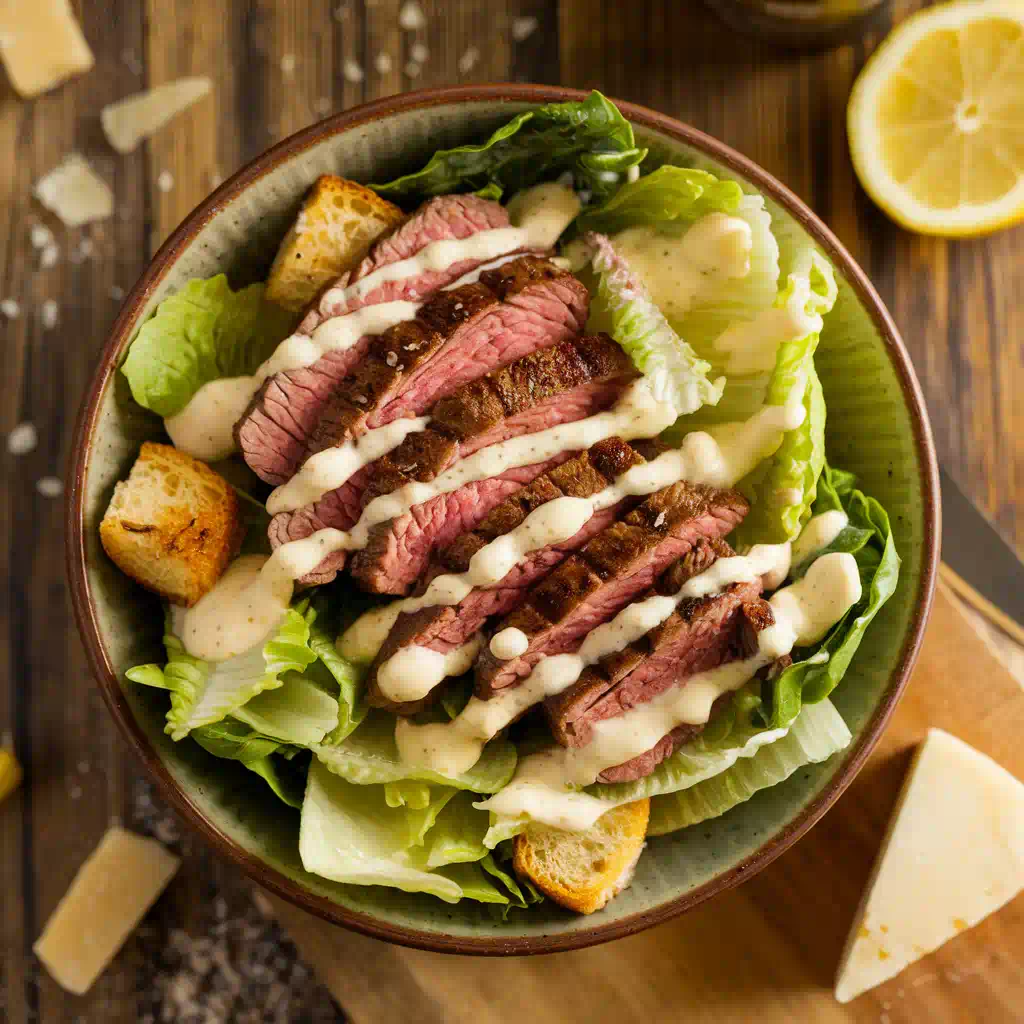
left=1, top=2, right=1020, bottom=1021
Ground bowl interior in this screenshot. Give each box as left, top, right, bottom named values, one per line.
left=74, top=91, right=935, bottom=951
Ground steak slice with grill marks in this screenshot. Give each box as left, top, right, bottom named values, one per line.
left=473, top=481, right=751, bottom=698
left=237, top=194, right=516, bottom=485
left=364, top=438, right=649, bottom=714
left=269, top=334, right=634, bottom=587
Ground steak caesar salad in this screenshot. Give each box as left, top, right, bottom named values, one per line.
left=104, top=93, right=899, bottom=915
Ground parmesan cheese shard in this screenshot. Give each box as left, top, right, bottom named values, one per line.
left=34, top=154, right=114, bottom=227
left=0, top=0, right=94, bottom=98
left=834, top=729, right=1024, bottom=1004
left=101, top=76, right=212, bottom=154
left=33, top=826, right=180, bottom=995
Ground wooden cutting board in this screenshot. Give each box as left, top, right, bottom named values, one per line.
left=266, top=584, right=1024, bottom=1023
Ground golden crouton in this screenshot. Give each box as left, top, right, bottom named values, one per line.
left=99, top=443, right=243, bottom=607
left=512, top=799, right=650, bottom=914
left=265, top=175, right=406, bottom=312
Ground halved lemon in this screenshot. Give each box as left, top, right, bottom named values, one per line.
left=848, top=0, right=1024, bottom=237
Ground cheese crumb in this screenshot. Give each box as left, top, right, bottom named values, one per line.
left=70, top=237, right=94, bottom=264
left=399, top=1, right=426, bottom=30
left=342, top=57, right=364, bottom=83
left=109, top=284, right=125, bottom=301
left=7, top=423, right=38, bottom=456
left=101, top=77, right=212, bottom=154
left=41, top=299, right=59, bottom=329
left=40, top=242, right=60, bottom=268
left=375, top=52, right=393, bottom=75
left=404, top=61, right=422, bottom=79
left=280, top=53, right=296, bottom=77
left=1, top=298, right=21, bottom=319
left=314, top=96, right=332, bottom=115
left=512, top=15, right=539, bottom=41
left=0, top=0, right=95, bottom=98
left=333, top=3, right=349, bottom=20
left=34, top=826, right=180, bottom=995
left=410, top=42, right=429, bottom=64
left=458, top=47, right=480, bottom=74
left=121, top=47, right=143, bottom=76
left=157, top=170, right=175, bottom=193
left=30, top=224, right=54, bottom=250
left=34, top=155, right=114, bottom=228
left=37, top=476, right=64, bottom=498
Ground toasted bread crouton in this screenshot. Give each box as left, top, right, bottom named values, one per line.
left=100, top=443, right=243, bottom=607
left=513, top=799, right=650, bottom=914
left=265, top=176, right=406, bottom=312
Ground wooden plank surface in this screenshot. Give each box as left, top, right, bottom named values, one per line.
left=271, top=584, right=1024, bottom=1024
left=0, top=1, right=1021, bottom=1022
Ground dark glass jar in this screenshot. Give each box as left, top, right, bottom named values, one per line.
left=703, top=0, right=892, bottom=49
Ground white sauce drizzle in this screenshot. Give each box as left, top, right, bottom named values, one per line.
left=610, top=213, right=753, bottom=320
left=489, top=627, right=529, bottom=660
left=473, top=551, right=862, bottom=830
left=165, top=184, right=581, bottom=463
left=791, top=509, right=849, bottom=567
left=393, top=543, right=794, bottom=780
left=376, top=634, right=483, bottom=704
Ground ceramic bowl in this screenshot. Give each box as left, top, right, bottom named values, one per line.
left=66, top=85, right=939, bottom=954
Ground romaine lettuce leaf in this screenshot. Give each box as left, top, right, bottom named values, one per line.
left=587, top=231, right=724, bottom=416
left=425, top=792, right=491, bottom=869
left=371, top=91, right=645, bottom=204
left=647, top=697, right=851, bottom=835
left=313, top=711, right=516, bottom=793
left=762, top=463, right=900, bottom=728
left=384, top=780, right=433, bottom=809
left=231, top=670, right=339, bottom=746
left=121, top=275, right=294, bottom=418
left=481, top=853, right=545, bottom=913
left=308, top=597, right=370, bottom=744
left=244, top=755, right=306, bottom=809
left=126, top=607, right=317, bottom=741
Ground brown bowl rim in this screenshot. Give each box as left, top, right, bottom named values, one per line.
left=66, top=83, right=940, bottom=956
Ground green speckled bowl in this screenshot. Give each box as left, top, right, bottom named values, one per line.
left=66, top=86, right=939, bottom=954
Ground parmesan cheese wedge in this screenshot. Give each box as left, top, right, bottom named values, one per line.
left=33, top=154, right=114, bottom=227
left=0, top=0, right=94, bottom=98
left=835, top=729, right=1024, bottom=1003
left=34, top=826, right=180, bottom=995
left=101, top=77, right=212, bottom=154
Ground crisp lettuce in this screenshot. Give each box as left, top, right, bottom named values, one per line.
left=126, top=607, right=317, bottom=741
left=587, top=232, right=724, bottom=416
left=307, top=609, right=368, bottom=745
left=762, top=463, right=900, bottom=728
left=232, top=671, right=339, bottom=746
left=647, top=697, right=851, bottom=835
left=313, top=711, right=516, bottom=793
left=424, top=792, right=491, bottom=869
left=121, top=275, right=294, bottom=418
left=299, top=762, right=518, bottom=906
left=371, top=91, right=645, bottom=204
left=384, top=780, right=433, bottom=809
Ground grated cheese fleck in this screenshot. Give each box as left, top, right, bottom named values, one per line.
left=374, top=52, right=393, bottom=74
left=512, top=15, right=539, bottom=42
left=458, top=46, right=480, bottom=74
left=41, top=299, right=59, bottom=329
left=399, top=1, right=426, bottom=30
left=343, top=57, right=364, bottom=83
left=7, top=422, right=38, bottom=456
left=34, top=155, right=114, bottom=228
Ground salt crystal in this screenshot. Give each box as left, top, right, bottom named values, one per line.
left=343, top=57, right=364, bottom=83
left=1, top=298, right=21, bottom=319
left=410, top=42, right=428, bottom=64
left=280, top=53, right=296, bottom=76
left=156, top=170, right=174, bottom=193
left=7, top=422, right=37, bottom=456
left=458, top=46, right=480, bottom=74
left=41, top=242, right=60, bottom=268
left=36, top=476, right=63, bottom=498
left=399, top=1, right=426, bottom=30
left=374, top=52, right=393, bottom=75
left=512, top=15, right=539, bottom=41
left=41, top=299, right=59, bottom=329
left=34, top=154, right=114, bottom=228
left=404, top=61, right=421, bottom=79
left=30, top=224, right=54, bottom=249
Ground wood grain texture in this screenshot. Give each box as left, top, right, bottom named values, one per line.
left=1, top=0, right=1021, bottom=1021
left=271, top=585, right=1024, bottom=1024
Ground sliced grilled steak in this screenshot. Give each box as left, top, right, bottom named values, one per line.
left=237, top=194, right=514, bottom=484
left=305, top=256, right=588, bottom=460
left=474, top=481, right=750, bottom=697
left=269, top=334, right=632, bottom=587
left=365, top=438, right=648, bottom=713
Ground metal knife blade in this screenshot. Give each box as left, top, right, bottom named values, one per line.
left=940, top=466, right=1024, bottom=634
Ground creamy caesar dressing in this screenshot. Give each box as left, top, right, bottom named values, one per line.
left=165, top=184, right=581, bottom=463
left=791, top=509, right=849, bottom=567
left=610, top=213, right=753, bottom=320
left=474, top=551, right=862, bottom=830
left=180, top=554, right=293, bottom=662
left=266, top=416, right=431, bottom=515
left=489, top=627, right=529, bottom=660
left=393, top=543, right=794, bottom=779
left=375, top=634, right=483, bottom=703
